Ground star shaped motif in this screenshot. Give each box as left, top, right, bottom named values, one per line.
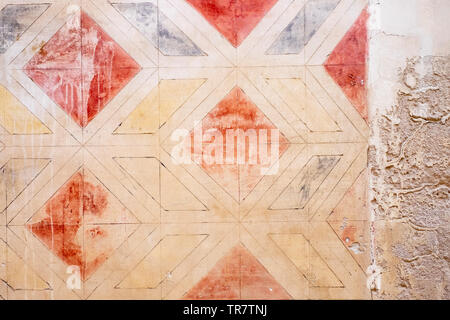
left=1, top=0, right=370, bottom=299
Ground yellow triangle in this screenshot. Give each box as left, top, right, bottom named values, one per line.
left=115, top=157, right=160, bottom=200
left=114, top=79, right=205, bottom=134
left=270, top=156, right=340, bottom=210
left=160, top=164, right=207, bottom=211
left=270, top=234, right=342, bottom=287
left=0, top=245, right=49, bottom=290
left=115, top=157, right=206, bottom=211
left=267, top=79, right=340, bottom=132
left=2, top=158, right=50, bottom=207
left=159, top=79, right=205, bottom=125
left=117, top=234, right=206, bottom=289
left=0, top=86, right=51, bottom=134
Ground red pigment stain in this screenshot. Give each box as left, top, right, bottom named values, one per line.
left=189, top=86, right=288, bottom=201
left=325, top=65, right=367, bottom=120
left=81, top=12, right=140, bottom=126
left=27, top=172, right=109, bottom=280
left=324, top=9, right=368, bottom=122
left=329, top=169, right=368, bottom=221
left=325, top=8, right=368, bottom=65
left=26, top=16, right=81, bottom=69
left=24, top=11, right=140, bottom=128
left=185, top=244, right=291, bottom=300
left=341, top=225, right=357, bottom=246
left=186, top=0, right=278, bottom=47
left=194, top=86, right=288, bottom=145
left=86, top=226, right=107, bottom=239
left=83, top=181, right=108, bottom=216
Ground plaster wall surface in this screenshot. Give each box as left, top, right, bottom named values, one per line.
left=368, top=0, right=450, bottom=299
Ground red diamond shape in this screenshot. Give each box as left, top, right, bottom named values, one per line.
left=27, top=169, right=136, bottom=280
left=24, top=11, right=140, bottom=127
left=186, top=0, right=278, bottom=47
left=190, top=86, right=288, bottom=202
left=324, top=8, right=368, bottom=121
left=184, top=244, right=291, bottom=299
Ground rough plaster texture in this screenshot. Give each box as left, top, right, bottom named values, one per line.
left=368, top=0, right=450, bottom=299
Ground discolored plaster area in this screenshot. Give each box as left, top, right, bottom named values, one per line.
left=368, top=0, right=450, bottom=300
left=370, top=56, right=449, bottom=299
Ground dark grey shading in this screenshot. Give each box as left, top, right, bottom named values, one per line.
left=266, top=7, right=305, bottom=55
left=270, top=155, right=341, bottom=210
left=112, top=2, right=205, bottom=56
left=0, top=4, right=49, bottom=54
left=295, top=155, right=340, bottom=209
left=266, top=0, right=340, bottom=55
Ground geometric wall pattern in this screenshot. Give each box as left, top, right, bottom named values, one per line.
left=0, top=0, right=370, bottom=299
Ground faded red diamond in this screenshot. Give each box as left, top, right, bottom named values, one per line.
left=24, top=10, right=140, bottom=127
left=186, top=0, right=278, bottom=47
left=189, top=86, right=288, bottom=202
left=184, top=244, right=291, bottom=299
left=27, top=169, right=136, bottom=280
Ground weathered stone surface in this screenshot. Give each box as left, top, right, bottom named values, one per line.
left=370, top=56, right=450, bottom=299
left=367, top=0, right=450, bottom=300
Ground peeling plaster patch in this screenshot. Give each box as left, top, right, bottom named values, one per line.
left=370, top=56, right=450, bottom=299
left=349, top=242, right=364, bottom=255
